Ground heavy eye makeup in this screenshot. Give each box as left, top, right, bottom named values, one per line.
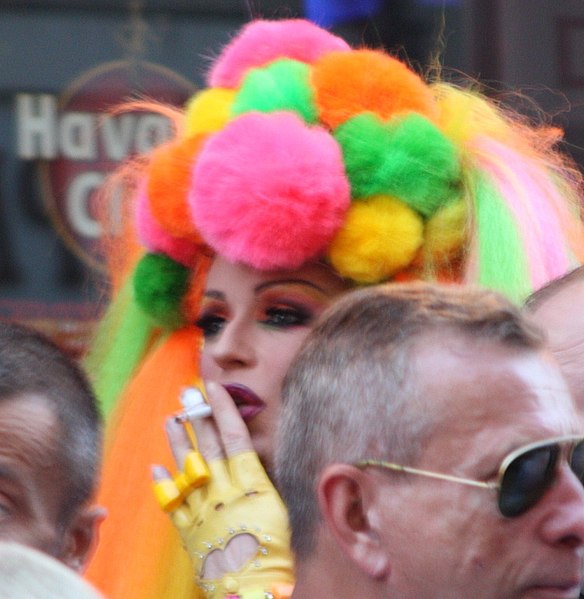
left=195, top=300, right=227, bottom=338
left=195, top=299, right=318, bottom=337
left=261, top=302, right=314, bottom=329
left=195, top=283, right=332, bottom=338
left=257, top=285, right=331, bottom=330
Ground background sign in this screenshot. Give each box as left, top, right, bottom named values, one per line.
left=16, top=60, right=196, bottom=270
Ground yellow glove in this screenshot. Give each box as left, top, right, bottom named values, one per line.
left=154, top=450, right=294, bottom=599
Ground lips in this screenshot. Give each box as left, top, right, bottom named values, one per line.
left=223, top=383, right=266, bottom=422
left=526, top=585, right=582, bottom=598
left=526, top=579, right=583, bottom=598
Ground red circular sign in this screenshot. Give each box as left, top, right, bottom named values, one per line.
left=38, top=60, right=196, bottom=270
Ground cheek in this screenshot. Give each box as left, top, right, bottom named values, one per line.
left=0, top=512, right=60, bottom=553
left=261, top=329, right=313, bottom=380
left=199, top=350, right=216, bottom=379
left=394, top=486, right=497, bottom=561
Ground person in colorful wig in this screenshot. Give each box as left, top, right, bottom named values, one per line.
left=84, top=18, right=584, bottom=599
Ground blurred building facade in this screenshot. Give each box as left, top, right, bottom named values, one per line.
left=0, top=0, right=582, bottom=354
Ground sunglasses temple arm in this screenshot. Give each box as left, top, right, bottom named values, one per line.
left=355, top=460, right=499, bottom=490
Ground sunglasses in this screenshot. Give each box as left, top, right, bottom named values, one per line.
left=355, top=435, right=584, bottom=518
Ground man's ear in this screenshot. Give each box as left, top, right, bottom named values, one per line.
left=58, top=505, right=107, bottom=572
left=317, top=464, right=390, bottom=580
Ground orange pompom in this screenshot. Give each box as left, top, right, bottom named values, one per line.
left=313, top=50, right=437, bottom=129
left=147, top=135, right=207, bottom=241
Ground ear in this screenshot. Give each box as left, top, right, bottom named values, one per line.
left=318, top=464, right=390, bottom=580
left=58, top=505, right=107, bottom=572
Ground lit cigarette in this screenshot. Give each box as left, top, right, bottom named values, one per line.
left=174, top=387, right=212, bottom=423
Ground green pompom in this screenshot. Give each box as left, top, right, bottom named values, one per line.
left=231, top=59, right=318, bottom=124
left=133, top=253, right=189, bottom=328
left=335, top=113, right=461, bottom=217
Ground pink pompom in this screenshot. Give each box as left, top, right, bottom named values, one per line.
left=191, top=112, right=350, bottom=270
left=135, top=185, right=201, bottom=268
left=208, top=19, right=349, bottom=89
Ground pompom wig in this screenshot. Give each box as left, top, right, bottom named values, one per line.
left=86, top=19, right=584, bottom=599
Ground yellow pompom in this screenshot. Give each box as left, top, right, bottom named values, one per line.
left=423, top=199, right=468, bottom=262
left=184, top=88, right=236, bottom=137
left=328, top=195, right=424, bottom=283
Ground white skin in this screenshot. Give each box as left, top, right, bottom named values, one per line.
left=157, top=256, right=349, bottom=576
left=530, top=278, right=584, bottom=414
left=193, top=256, right=349, bottom=472
left=321, top=333, right=584, bottom=599
left=0, top=394, right=103, bottom=572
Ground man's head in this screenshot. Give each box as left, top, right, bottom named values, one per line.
left=0, top=321, right=102, bottom=571
left=526, top=265, right=584, bottom=413
left=277, top=282, right=584, bottom=598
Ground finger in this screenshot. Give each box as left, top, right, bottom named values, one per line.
left=184, top=457, right=230, bottom=512
left=151, top=465, right=184, bottom=513
left=228, top=451, right=271, bottom=491
left=165, top=417, right=194, bottom=470
left=151, top=464, right=172, bottom=481
left=202, top=381, right=254, bottom=457
left=183, top=450, right=211, bottom=489
left=189, top=402, right=225, bottom=463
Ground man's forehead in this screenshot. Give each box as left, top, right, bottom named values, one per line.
left=411, top=331, right=575, bottom=435
left=532, top=278, right=584, bottom=345
left=0, top=394, right=60, bottom=460
left=532, top=278, right=584, bottom=415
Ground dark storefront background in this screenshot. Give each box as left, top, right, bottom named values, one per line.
left=0, top=0, right=583, bottom=355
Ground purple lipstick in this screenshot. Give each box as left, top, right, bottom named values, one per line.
left=224, top=383, right=266, bottom=422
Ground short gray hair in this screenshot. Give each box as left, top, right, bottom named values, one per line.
left=0, top=321, right=101, bottom=525
left=276, top=282, right=544, bottom=559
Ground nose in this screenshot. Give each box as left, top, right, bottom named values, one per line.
left=208, top=318, right=257, bottom=371
left=539, top=463, right=584, bottom=549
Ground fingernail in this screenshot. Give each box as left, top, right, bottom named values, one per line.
left=151, top=465, right=169, bottom=481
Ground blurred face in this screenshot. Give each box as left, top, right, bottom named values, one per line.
left=0, top=393, right=65, bottom=554
left=198, top=256, right=349, bottom=471
left=374, top=334, right=584, bottom=598
left=531, top=278, right=584, bottom=414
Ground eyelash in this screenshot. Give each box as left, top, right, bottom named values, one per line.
left=195, top=306, right=313, bottom=338
left=263, top=306, right=313, bottom=329
left=195, top=314, right=225, bottom=338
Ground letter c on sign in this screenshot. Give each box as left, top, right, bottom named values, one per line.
left=66, top=172, right=104, bottom=239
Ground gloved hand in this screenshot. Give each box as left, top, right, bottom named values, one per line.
left=153, top=382, right=294, bottom=599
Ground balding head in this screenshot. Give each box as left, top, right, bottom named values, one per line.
left=526, top=266, right=584, bottom=413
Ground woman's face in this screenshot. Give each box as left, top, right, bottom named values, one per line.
left=197, top=256, right=349, bottom=471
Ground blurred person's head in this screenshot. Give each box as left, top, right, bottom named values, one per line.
left=0, top=321, right=102, bottom=571
left=526, top=265, right=584, bottom=413
left=277, top=282, right=584, bottom=598
left=0, top=542, right=104, bottom=599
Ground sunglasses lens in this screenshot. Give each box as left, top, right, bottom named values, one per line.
left=499, top=445, right=557, bottom=518
left=570, top=441, right=584, bottom=482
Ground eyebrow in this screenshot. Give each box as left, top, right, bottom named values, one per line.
left=254, top=279, right=331, bottom=295
left=203, top=290, right=225, bottom=300
left=203, top=279, right=332, bottom=301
